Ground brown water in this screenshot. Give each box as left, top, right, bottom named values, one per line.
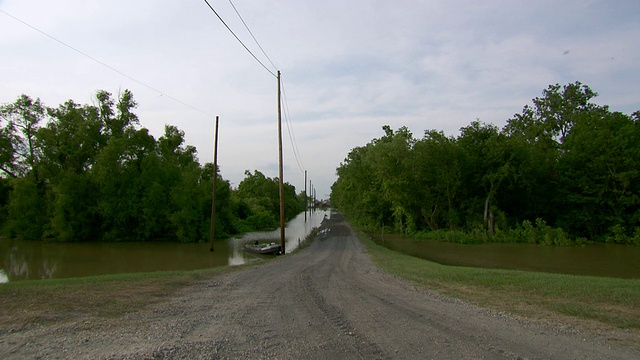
left=371, top=233, right=640, bottom=279
left=0, top=209, right=329, bottom=283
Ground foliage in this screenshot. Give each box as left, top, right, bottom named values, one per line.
left=331, top=82, right=640, bottom=244
left=0, top=90, right=306, bottom=242
left=235, top=170, right=306, bottom=231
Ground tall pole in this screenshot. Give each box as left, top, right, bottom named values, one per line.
left=304, top=170, right=307, bottom=222
left=309, top=181, right=311, bottom=211
left=209, top=116, right=219, bottom=252
left=309, top=179, right=312, bottom=211
left=277, top=70, right=286, bottom=254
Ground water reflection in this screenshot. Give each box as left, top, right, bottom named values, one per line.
left=373, top=234, right=640, bottom=279
left=227, top=209, right=329, bottom=265
left=0, top=209, right=329, bottom=283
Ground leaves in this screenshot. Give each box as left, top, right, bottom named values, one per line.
left=331, top=82, right=640, bottom=243
left=0, top=90, right=305, bottom=242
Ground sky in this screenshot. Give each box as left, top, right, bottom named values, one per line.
left=1, top=0, right=639, bottom=198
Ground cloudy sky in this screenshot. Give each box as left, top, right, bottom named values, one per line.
left=1, top=0, right=639, bottom=198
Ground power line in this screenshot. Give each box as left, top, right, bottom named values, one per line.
left=225, top=0, right=303, bottom=172
left=0, top=9, right=215, bottom=118
left=280, top=76, right=305, bottom=173
left=200, top=1, right=305, bottom=174
left=202, top=0, right=276, bottom=78
left=227, top=0, right=278, bottom=72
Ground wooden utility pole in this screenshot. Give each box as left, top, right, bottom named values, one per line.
left=209, top=116, right=220, bottom=252
left=304, top=170, right=307, bottom=222
left=309, top=180, right=312, bottom=211
left=277, top=70, right=286, bottom=254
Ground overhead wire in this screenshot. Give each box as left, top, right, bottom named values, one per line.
left=3, top=6, right=309, bottom=179
left=0, top=9, right=215, bottom=118
left=227, top=0, right=278, bottom=72
left=201, top=0, right=276, bottom=78
left=280, top=76, right=305, bottom=173
left=219, top=0, right=306, bottom=174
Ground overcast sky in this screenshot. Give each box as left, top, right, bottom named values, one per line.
left=1, top=0, right=639, bottom=198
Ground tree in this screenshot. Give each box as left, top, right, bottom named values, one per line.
left=531, top=81, right=598, bottom=142
left=236, top=170, right=305, bottom=231
left=0, top=95, right=46, bottom=181
left=38, top=100, right=105, bottom=177
left=97, top=90, right=139, bottom=139
left=369, top=126, right=417, bottom=233
left=457, top=121, right=513, bottom=233
left=558, top=108, right=640, bottom=241
left=412, top=130, right=462, bottom=230
left=331, top=142, right=391, bottom=228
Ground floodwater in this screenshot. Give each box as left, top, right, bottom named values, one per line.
left=371, top=233, right=640, bottom=279
left=0, top=209, right=330, bottom=283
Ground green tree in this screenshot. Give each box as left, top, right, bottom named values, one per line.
left=236, top=170, right=304, bottom=231
left=1, top=95, right=48, bottom=239
left=558, top=108, right=640, bottom=241
left=0, top=94, right=46, bottom=181
left=39, top=100, right=105, bottom=177
left=331, top=142, right=391, bottom=228
left=412, top=130, right=462, bottom=230
left=368, top=126, right=417, bottom=232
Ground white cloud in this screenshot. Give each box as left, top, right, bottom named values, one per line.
left=1, top=0, right=639, bottom=198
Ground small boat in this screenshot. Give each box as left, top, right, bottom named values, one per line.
left=244, top=241, right=281, bottom=255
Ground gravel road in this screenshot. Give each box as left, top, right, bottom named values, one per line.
left=2, top=211, right=639, bottom=359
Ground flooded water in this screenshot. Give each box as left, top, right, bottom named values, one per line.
left=0, top=209, right=329, bottom=283
left=371, top=233, right=640, bottom=279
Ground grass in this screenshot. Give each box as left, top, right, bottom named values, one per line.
left=0, top=267, right=233, bottom=330
left=2, top=227, right=638, bottom=335
left=358, top=230, right=640, bottom=331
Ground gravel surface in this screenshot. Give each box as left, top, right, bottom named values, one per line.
left=2, top=211, right=639, bottom=359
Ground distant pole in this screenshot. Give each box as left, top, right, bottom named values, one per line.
left=309, top=180, right=312, bottom=212
left=277, top=70, right=286, bottom=254
left=304, top=170, right=307, bottom=222
left=209, top=116, right=219, bottom=252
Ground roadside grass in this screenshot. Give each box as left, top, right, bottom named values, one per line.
left=0, top=267, right=232, bottom=330
left=358, top=231, right=640, bottom=331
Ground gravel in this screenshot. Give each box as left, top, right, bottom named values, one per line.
left=2, top=212, right=639, bottom=359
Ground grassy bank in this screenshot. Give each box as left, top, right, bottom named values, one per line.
left=0, top=227, right=326, bottom=331
left=0, top=267, right=232, bottom=330
left=358, top=231, right=640, bottom=331
left=2, top=227, right=638, bottom=334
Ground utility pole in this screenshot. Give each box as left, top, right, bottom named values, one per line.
left=309, top=180, right=312, bottom=212
left=304, top=170, right=307, bottom=222
left=209, top=116, right=219, bottom=252
left=277, top=70, right=286, bottom=254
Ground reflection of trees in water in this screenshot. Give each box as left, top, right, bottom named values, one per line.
left=0, top=270, right=8, bottom=283
left=6, top=245, right=58, bottom=280
left=9, top=247, right=29, bottom=279
left=227, top=210, right=330, bottom=265
left=41, top=258, right=58, bottom=279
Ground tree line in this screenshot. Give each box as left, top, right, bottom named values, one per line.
left=331, top=82, right=640, bottom=245
left=0, top=90, right=306, bottom=242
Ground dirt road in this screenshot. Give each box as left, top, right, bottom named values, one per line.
left=3, top=212, right=639, bottom=359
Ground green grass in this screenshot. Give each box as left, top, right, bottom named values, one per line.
left=358, top=230, right=640, bottom=330
left=2, top=229, right=638, bottom=334
left=0, top=267, right=233, bottom=329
